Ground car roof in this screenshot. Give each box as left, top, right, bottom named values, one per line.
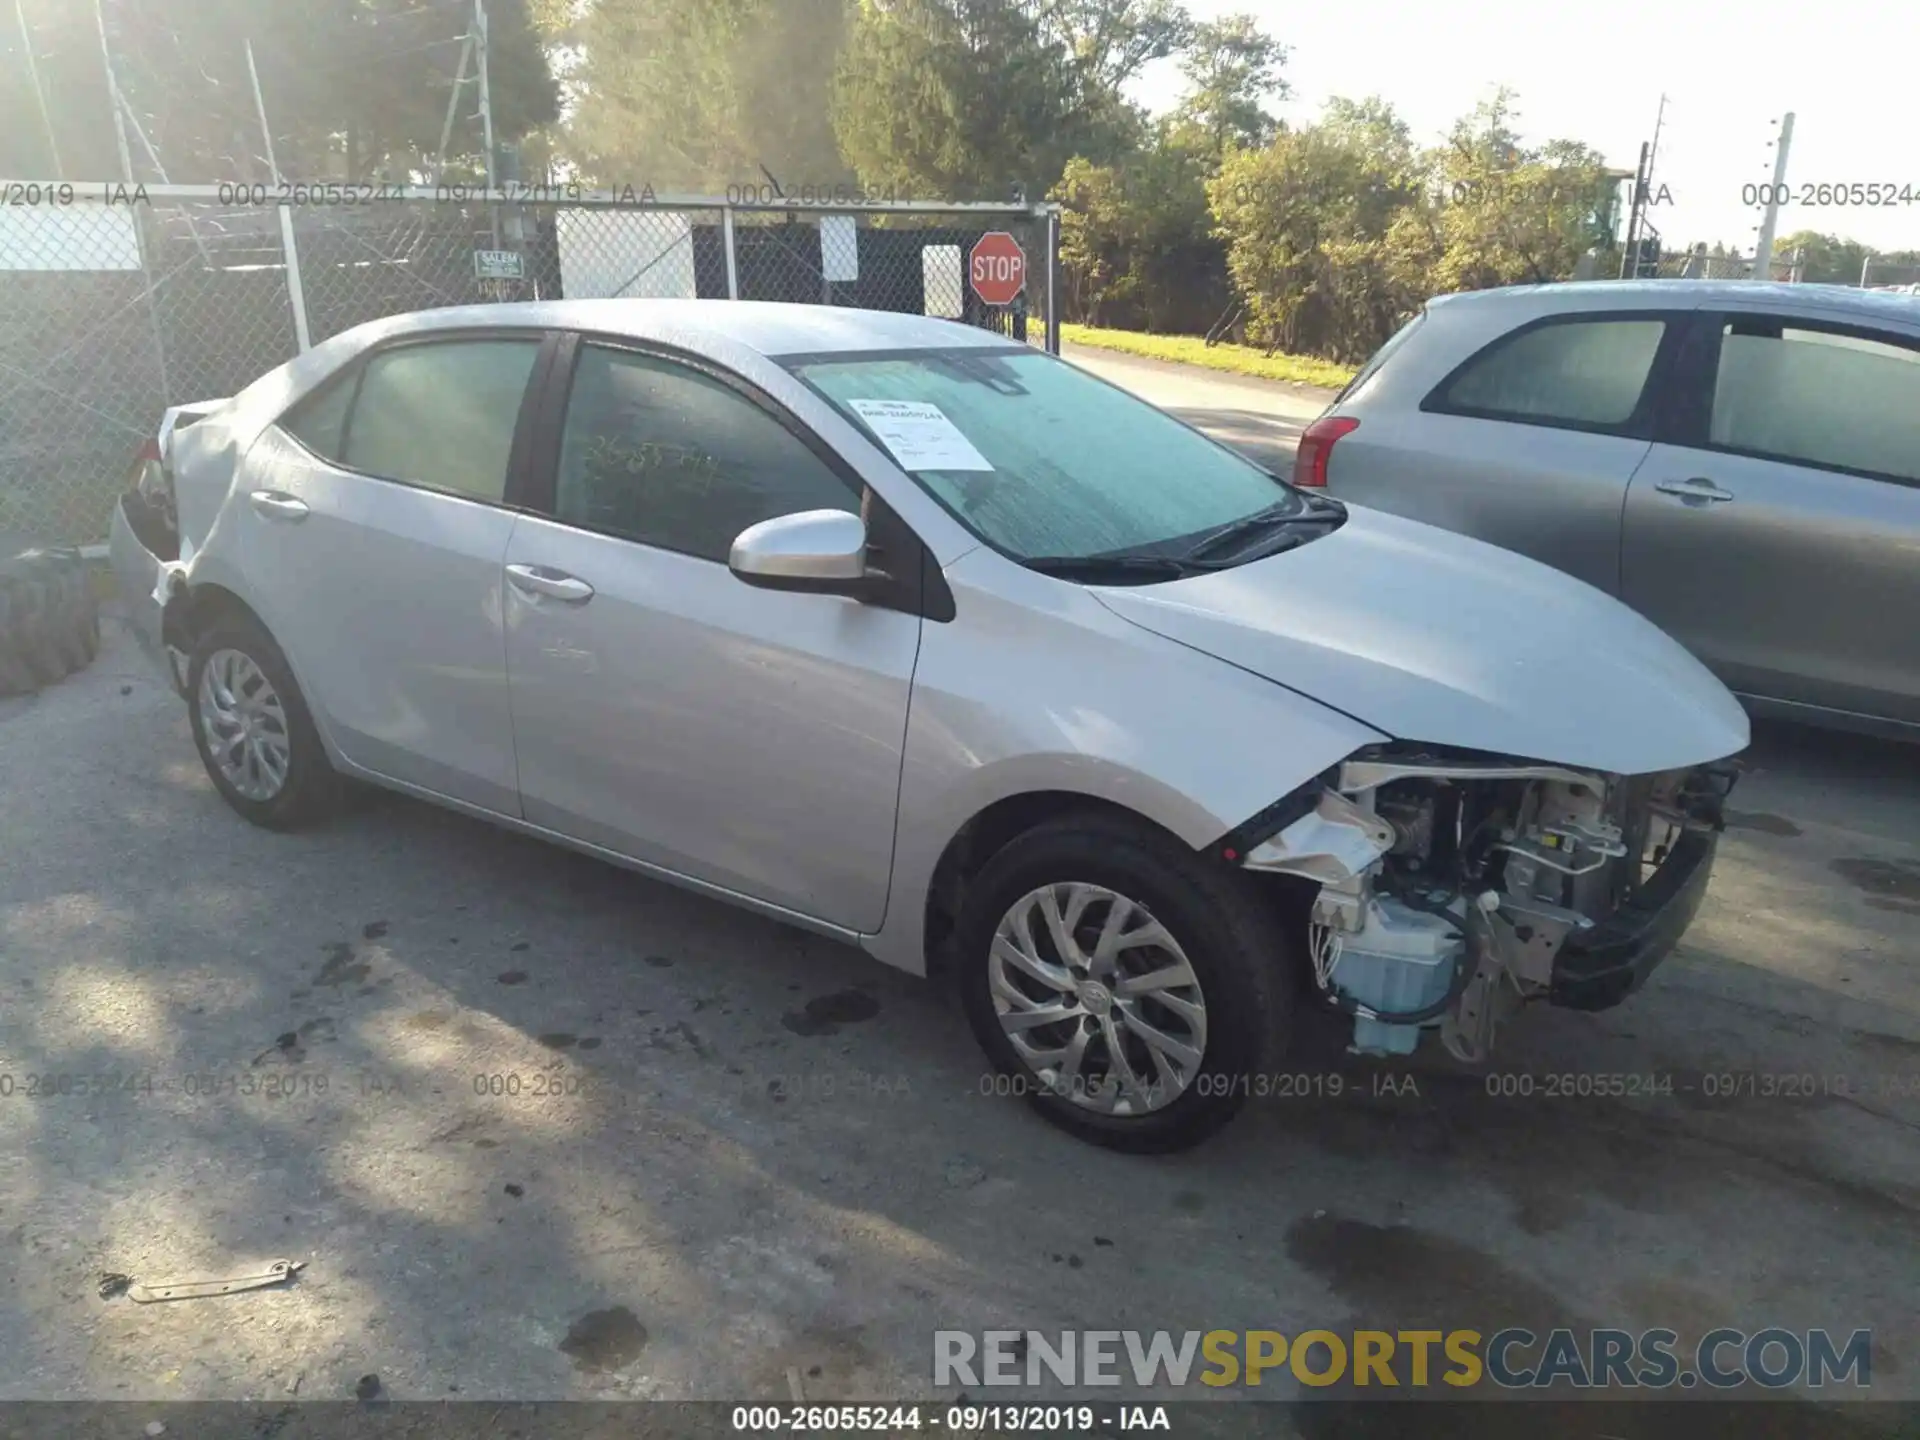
left=345, top=298, right=1015, bottom=359
left=1428, top=279, right=1920, bottom=322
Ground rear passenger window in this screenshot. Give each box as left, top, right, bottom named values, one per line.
left=1433, top=317, right=1667, bottom=429
left=339, top=339, right=540, bottom=502
left=1709, top=320, right=1920, bottom=482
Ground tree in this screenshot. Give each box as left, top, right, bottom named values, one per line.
left=38, top=0, right=562, bottom=183
left=1036, top=0, right=1192, bottom=160
left=563, top=0, right=851, bottom=190
left=1052, top=123, right=1225, bottom=331
left=1172, top=13, right=1286, bottom=158
left=1039, top=0, right=1193, bottom=94
left=1424, top=89, right=1610, bottom=292
left=832, top=0, right=1080, bottom=200
left=1774, top=230, right=1874, bottom=286
left=1208, top=97, right=1429, bottom=361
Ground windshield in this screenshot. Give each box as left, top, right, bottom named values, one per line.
left=785, top=347, right=1301, bottom=561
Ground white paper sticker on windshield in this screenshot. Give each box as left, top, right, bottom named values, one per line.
left=845, top=399, right=994, bottom=472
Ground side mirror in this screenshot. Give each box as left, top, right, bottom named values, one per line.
left=728, top=509, right=869, bottom=595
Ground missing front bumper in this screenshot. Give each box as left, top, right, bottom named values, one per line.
left=1548, top=827, right=1719, bottom=1011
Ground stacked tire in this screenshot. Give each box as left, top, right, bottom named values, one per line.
left=0, top=547, right=102, bottom=697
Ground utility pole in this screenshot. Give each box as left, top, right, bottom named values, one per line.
left=247, top=37, right=311, bottom=352
left=1750, top=112, right=1795, bottom=282
left=1645, top=93, right=1668, bottom=198
left=244, top=40, right=280, bottom=183
left=1618, top=141, right=1649, bottom=279
left=89, top=0, right=136, bottom=184
left=14, top=0, right=63, bottom=177
left=474, top=0, right=499, bottom=246
left=434, top=32, right=475, bottom=184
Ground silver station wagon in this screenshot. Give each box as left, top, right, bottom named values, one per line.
left=1307, top=280, right=1920, bottom=740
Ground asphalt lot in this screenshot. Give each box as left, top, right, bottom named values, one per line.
left=1060, top=343, right=1331, bottom=476
left=0, top=353, right=1916, bottom=1428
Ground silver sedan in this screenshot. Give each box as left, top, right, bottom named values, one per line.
left=1307, top=279, right=1920, bottom=741
left=111, top=300, right=1746, bottom=1151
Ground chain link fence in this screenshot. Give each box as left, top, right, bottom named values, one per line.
left=0, top=185, right=1060, bottom=544
left=1646, top=249, right=1797, bottom=281
left=1858, top=257, right=1920, bottom=292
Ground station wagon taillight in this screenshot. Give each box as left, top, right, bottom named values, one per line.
left=1292, top=416, right=1358, bottom=489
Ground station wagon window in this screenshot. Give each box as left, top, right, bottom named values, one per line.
left=1431, top=317, right=1668, bottom=429
left=1708, top=318, right=1920, bottom=483
left=335, top=339, right=540, bottom=502
left=554, top=344, right=858, bottom=561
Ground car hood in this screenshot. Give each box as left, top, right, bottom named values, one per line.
left=1091, top=503, right=1750, bottom=776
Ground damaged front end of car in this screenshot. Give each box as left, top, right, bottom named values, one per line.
left=1226, top=748, right=1739, bottom=1063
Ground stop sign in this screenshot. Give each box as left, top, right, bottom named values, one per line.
left=969, top=231, right=1027, bottom=306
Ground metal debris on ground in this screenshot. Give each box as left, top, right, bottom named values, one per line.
left=98, top=1258, right=306, bottom=1303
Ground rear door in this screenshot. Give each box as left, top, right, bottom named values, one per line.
left=238, top=331, right=549, bottom=814
left=500, top=335, right=925, bottom=931
left=1332, top=310, right=1686, bottom=594
left=1621, top=308, right=1920, bottom=725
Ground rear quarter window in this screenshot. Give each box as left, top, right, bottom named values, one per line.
left=280, top=370, right=357, bottom=461
left=1426, top=315, right=1670, bottom=432
left=1336, top=309, right=1427, bottom=405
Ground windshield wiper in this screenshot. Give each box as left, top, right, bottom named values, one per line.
left=1023, top=554, right=1225, bottom=584
left=1180, top=496, right=1346, bottom=563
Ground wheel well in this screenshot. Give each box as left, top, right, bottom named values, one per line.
left=163, top=583, right=267, bottom=654
left=922, top=792, right=1186, bottom=982
left=921, top=790, right=1318, bottom=991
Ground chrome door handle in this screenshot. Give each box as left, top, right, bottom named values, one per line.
left=1654, top=477, right=1735, bottom=503
left=248, top=490, right=309, bottom=522
left=506, top=564, right=594, bottom=604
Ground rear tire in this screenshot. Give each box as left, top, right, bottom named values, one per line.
left=47, top=557, right=96, bottom=675
left=5, top=569, right=68, bottom=685
left=956, top=812, right=1295, bottom=1153
left=0, top=579, right=36, bottom=696
left=0, top=549, right=100, bottom=690
left=187, top=613, right=340, bottom=830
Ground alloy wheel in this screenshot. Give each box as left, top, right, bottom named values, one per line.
left=197, top=648, right=292, bottom=802
left=988, top=882, right=1209, bottom=1116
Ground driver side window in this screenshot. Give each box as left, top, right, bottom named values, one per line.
left=554, top=344, right=858, bottom=561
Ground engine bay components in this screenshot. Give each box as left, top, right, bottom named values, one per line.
left=1241, top=750, right=1735, bottom=1063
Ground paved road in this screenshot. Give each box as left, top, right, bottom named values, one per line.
left=1061, top=342, right=1335, bottom=475
left=2, top=622, right=1916, bottom=1419
left=2, top=341, right=1918, bottom=1420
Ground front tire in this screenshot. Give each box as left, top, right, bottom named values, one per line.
left=187, top=614, right=339, bottom=830
left=956, top=813, right=1295, bottom=1153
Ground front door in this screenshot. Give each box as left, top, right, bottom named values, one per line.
left=502, top=339, right=923, bottom=931
left=1622, top=309, right=1920, bottom=724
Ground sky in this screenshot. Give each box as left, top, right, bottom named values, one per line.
left=1128, top=0, right=1920, bottom=257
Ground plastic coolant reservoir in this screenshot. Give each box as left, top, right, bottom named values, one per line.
left=1332, top=897, right=1463, bottom=1056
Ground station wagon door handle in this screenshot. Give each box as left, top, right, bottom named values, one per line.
left=1653, top=477, right=1736, bottom=504
left=248, top=490, right=309, bottom=522
left=506, top=564, right=595, bottom=604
